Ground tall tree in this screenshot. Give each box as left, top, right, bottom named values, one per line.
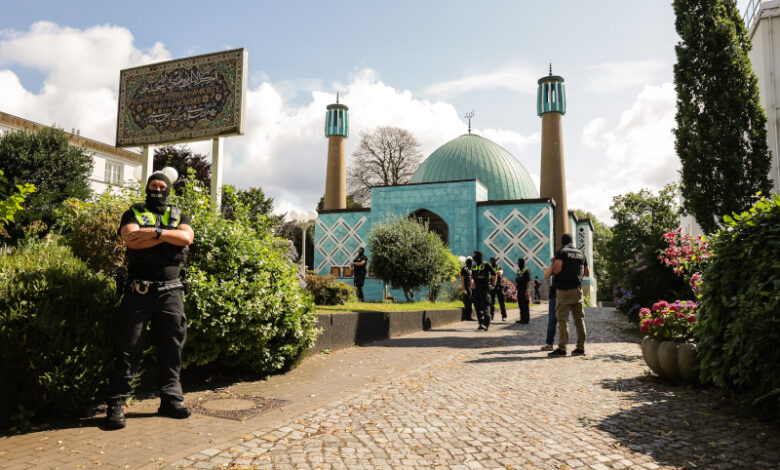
left=153, top=145, right=211, bottom=190
left=347, top=126, right=423, bottom=205
left=673, top=0, right=772, bottom=233
left=0, top=127, right=93, bottom=240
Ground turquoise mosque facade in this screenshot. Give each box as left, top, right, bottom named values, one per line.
left=313, top=79, right=595, bottom=302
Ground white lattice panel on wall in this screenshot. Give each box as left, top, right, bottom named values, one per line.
left=315, top=216, right=367, bottom=271
left=483, top=208, right=550, bottom=272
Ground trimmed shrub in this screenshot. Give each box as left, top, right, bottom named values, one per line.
left=695, top=194, right=780, bottom=413
left=303, top=271, right=356, bottom=305
left=0, top=239, right=117, bottom=429
left=176, top=179, right=318, bottom=372
left=369, top=216, right=452, bottom=302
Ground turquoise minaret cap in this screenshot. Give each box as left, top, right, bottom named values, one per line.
left=325, top=93, right=349, bottom=138
left=537, top=65, right=566, bottom=116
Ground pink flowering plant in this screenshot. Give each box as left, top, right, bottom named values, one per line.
left=658, top=227, right=711, bottom=297
left=639, top=300, right=698, bottom=341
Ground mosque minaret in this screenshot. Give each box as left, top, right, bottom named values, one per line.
left=537, top=65, right=569, bottom=250
left=323, top=94, right=349, bottom=210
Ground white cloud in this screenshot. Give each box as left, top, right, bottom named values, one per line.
left=0, top=23, right=540, bottom=216
left=568, top=83, right=678, bottom=222
left=583, top=59, right=669, bottom=93
left=424, top=65, right=538, bottom=98
left=581, top=117, right=606, bottom=148
left=0, top=21, right=170, bottom=138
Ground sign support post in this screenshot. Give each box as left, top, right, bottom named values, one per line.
left=210, top=137, right=224, bottom=211
left=141, top=145, right=154, bottom=187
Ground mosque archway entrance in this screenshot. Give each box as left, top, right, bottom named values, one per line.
left=409, top=209, right=449, bottom=246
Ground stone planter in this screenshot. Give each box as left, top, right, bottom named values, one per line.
left=657, top=341, right=680, bottom=380
left=641, top=336, right=664, bottom=376
left=641, top=336, right=698, bottom=383
left=677, top=342, right=698, bottom=383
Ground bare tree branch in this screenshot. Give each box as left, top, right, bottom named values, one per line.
left=347, top=126, right=423, bottom=205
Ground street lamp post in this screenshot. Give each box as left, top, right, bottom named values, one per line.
left=289, top=210, right=318, bottom=275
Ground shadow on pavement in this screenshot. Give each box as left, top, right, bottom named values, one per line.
left=594, top=376, right=780, bottom=469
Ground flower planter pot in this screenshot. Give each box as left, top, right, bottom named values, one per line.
left=657, top=341, right=680, bottom=380
left=641, top=336, right=664, bottom=376
left=677, top=342, right=697, bottom=383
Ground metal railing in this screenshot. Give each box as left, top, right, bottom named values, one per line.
left=744, top=0, right=765, bottom=32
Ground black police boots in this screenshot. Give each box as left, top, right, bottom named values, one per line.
left=105, top=403, right=126, bottom=430
left=158, top=399, right=191, bottom=419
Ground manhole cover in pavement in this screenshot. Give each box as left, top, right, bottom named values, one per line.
left=187, top=392, right=287, bottom=421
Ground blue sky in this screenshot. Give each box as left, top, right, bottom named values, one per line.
left=0, top=0, right=754, bottom=221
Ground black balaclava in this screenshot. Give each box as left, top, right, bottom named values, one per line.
left=517, top=258, right=525, bottom=269
left=465, top=257, right=473, bottom=268
left=145, top=172, right=172, bottom=214
left=489, top=257, right=497, bottom=267
left=473, top=250, right=483, bottom=265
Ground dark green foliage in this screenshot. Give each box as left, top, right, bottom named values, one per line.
left=0, top=170, right=36, bottom=236
left=277, top=220, right=315, bottom=269
left=606, top=185, right=688, bottom=318
left=673, top=0, right=772, bottom=233
left=426, top=251, right=460, bottom=302
left=56, top=191, right=133, bottom=275
left=303, top=271, right=356, bottom=305
left=221, top=184, right=284, bottom=230
left=153, top=145, right=211, bottom=191
left=175, top=178, right=318, bottom=372
left=572, top=209, right=613, bottom=301
left=368, top=217, right=451, bottom=302
left=0, top=240, right=117, bottom=429
left=0, top=127, right=93, bottom=240
left=695, top=194, right=780, bottom=413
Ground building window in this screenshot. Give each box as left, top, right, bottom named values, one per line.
left=105, top=161, right=122, bottom=185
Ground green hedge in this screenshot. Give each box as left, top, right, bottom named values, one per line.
left=695, top=194, right=780, bottom=413
left=0, top=240, right=117, bottom=429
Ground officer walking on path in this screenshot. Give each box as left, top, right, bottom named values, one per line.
left=460, top=257, right=475, bottom=321
left=548, top=233, right=590, bottom=357
left=489, top=257, right=507, bottom=321
left=106, top=169, right=195, bottom=430
left=352, top=247, right=367, bottom=301
left=515, top=258, right=531, bottom=324
left=470, top=250, right=496, bottom=331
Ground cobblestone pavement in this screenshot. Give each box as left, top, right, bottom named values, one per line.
left=165, top=308, right=779, bottom=470
left=2, top=306, right=779, bottom=470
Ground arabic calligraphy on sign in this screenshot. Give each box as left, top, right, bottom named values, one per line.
left=129, top=67, right=232, bottom=134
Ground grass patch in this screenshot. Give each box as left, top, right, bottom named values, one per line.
left=316, top=301, right=520, bottom=314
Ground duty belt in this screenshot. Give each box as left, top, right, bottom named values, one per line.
left=130, top=279, right=184, bottom=295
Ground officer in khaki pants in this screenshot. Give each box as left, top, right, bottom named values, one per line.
left=547, top=233, right=589, bottom=357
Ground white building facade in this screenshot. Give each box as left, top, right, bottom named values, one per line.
left=0, top=111, right=142, bottom=194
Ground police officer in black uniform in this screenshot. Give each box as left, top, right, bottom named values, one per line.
left=460, top=257, right=474, bottom=321
left=470, top=250, right=496, bottom=331
left=548, top=233, right=590, bottom=357
left=489, top=257, right=507, bottom=321
left=106, top=169, right=194, bottom=430
left=352, top=247, right=367, bottom=301
left=515, top=258, right=531, bottom=324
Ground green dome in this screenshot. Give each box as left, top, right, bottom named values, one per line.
left=410, top=134, right=538, bottom=200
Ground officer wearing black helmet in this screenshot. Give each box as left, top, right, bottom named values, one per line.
left=470, top=250, right=496, bottom=331
left=105, top=169, right=194, bottom=430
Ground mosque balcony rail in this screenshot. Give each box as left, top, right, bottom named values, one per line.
left=743, top=0, right=780, bottom=33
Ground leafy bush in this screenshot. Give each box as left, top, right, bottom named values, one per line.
left=427, top=251, right=461, bottom=302
left=369, top=216, right=452, bottom=302
left=500, top=277, right=518, bottom=302
left=56, top=190, right=133, bottom=275
left=0, top=127, right=93, bottom=241
left=0, top=239, right=117, bottom=428
left=304, top=271, right=356, bottom=305
left=695, top=194, right=780, bottom=413
left=0, top=169, right=36, bottom=236
left=175, top=178, right=318, bottom=372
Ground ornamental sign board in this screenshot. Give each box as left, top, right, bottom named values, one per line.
left=116, top=48, right=247, bottom=147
